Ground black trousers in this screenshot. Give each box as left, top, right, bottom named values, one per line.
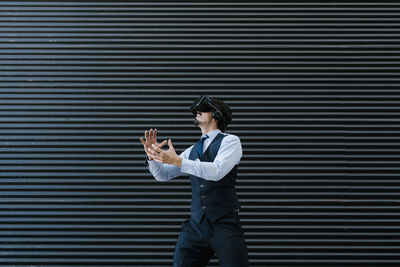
left=173, top=211, right=249, bottom=267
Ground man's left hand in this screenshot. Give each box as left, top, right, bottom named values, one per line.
left=147, top=139, right=183, bottom=167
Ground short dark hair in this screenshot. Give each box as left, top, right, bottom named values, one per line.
left=208, top=97, right=232, bottom=132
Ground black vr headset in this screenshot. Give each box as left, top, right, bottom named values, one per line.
left=190, top=95, right=229, bottom=123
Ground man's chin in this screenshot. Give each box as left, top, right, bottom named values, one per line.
left=194, top=118, right=200, bottom=126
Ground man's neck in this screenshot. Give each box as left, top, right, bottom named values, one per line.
left=201, top=127, right=218, bottom=136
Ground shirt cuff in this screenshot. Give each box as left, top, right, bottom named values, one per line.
left=145, top=156, right=159, bottom=167
left=180, top=158, right=195, bottom=174
left=148, top=159, right=161, bottom=168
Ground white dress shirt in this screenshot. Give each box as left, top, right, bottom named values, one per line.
left=147, top=129, right=242, bottom=182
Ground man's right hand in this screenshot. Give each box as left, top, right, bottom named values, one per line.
left=140, top=128, right=168, bottom=161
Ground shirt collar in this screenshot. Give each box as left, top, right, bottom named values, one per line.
left=201, top=129, right=221, bottom=142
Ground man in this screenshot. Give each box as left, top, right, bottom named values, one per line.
left=140, top=96, right=249, bottom=267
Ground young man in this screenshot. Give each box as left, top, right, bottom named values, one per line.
left=140, top=96, right=249, bottom=267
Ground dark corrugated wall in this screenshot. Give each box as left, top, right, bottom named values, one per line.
left=0, top=1, right=399, bottom=266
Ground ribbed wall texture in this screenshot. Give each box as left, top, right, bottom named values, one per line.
left=0, top=1, right=399, bottom=266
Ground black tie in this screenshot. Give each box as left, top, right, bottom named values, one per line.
left=198, top=135, right=209, bottom=158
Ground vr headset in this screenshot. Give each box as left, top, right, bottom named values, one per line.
left=190, top=95, right=225, bottom=121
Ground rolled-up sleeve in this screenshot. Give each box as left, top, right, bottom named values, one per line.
left=180, top=135, right=242, bottom=181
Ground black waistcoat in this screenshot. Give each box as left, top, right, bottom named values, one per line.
left=188, top=132, right=241, bottom=223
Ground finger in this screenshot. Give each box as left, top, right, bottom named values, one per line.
left=152, top=128, right=157, bottom=143
left=149, top=152, right=161, bottom=162
left=147, top=147, right=157, bottom=155
left=168, top=139, right=174, bottom=149
left=149, top=147, right=162, bottom=157
left=152, top=129, right=157, bottom=144
left=153, top=128, right=157, bottom=141
left=147, top=151, right=158, bottom=160
left=144, top=130, right=148, bottom=142
left=149, top=129, right=153, bottom=142
left=152, top=144, right=163, bottom=153
left=140, top=137, right=146, bottom=146
left=159, top=140, right=168, bottom=148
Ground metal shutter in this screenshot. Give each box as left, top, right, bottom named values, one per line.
left=0, top=1, right=399, bottom=266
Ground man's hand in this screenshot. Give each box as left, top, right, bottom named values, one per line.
left=147, top=139, right=183, bottom=167
left=140, top=128, right=168, bottom=160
